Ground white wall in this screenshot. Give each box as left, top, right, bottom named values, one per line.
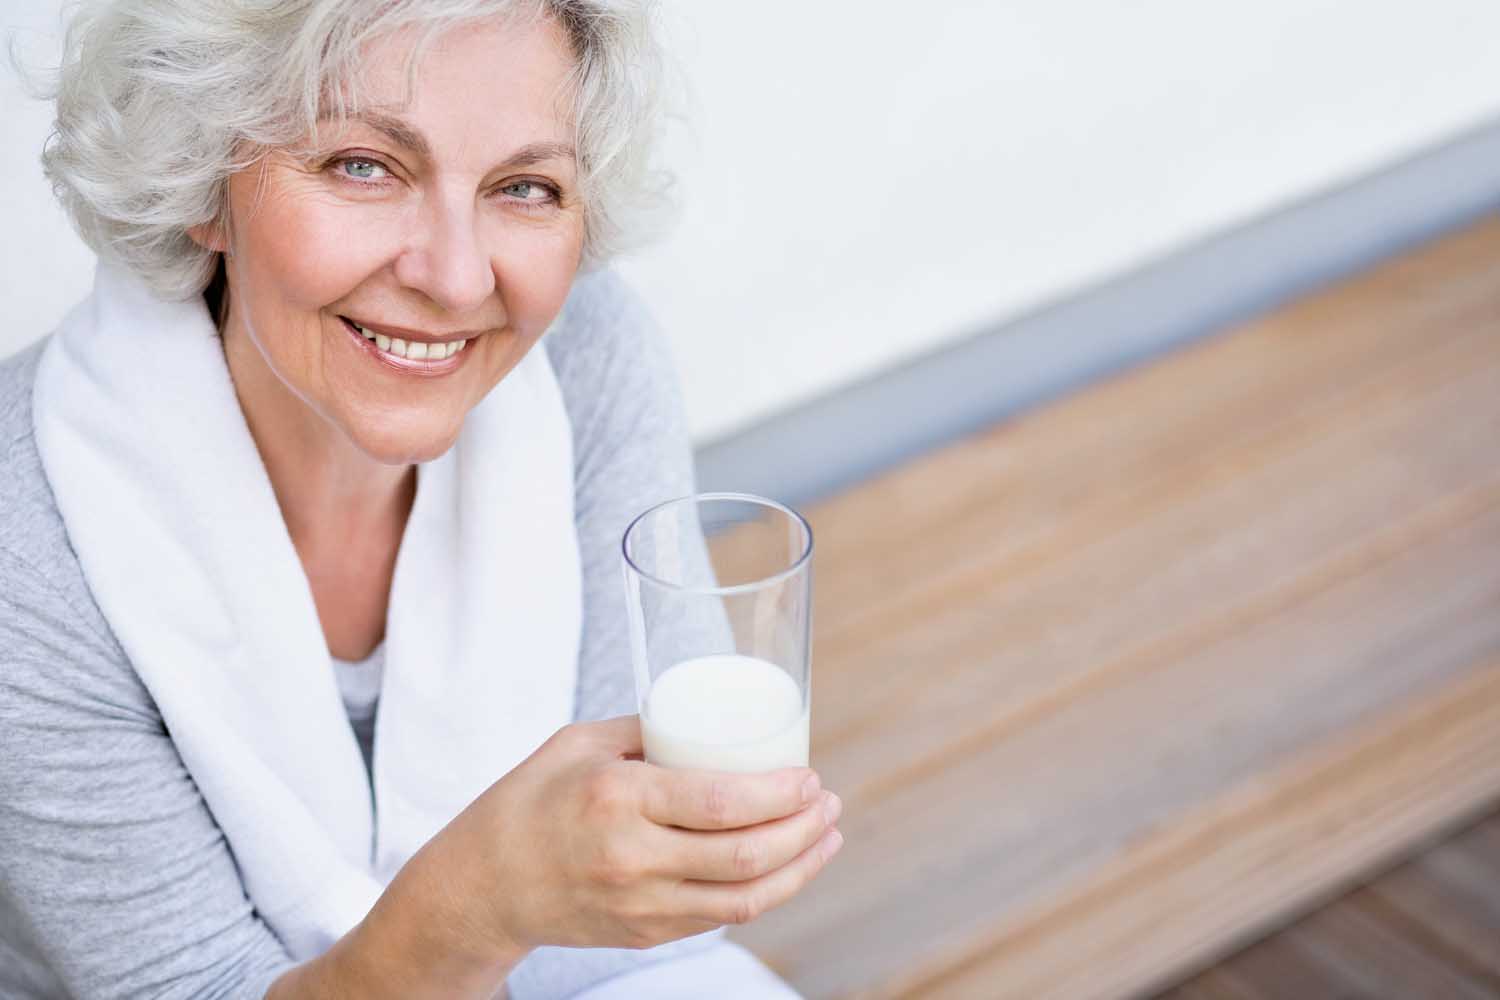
left=2, top=4, right=97, bottom=354
left=5, top=1, right=1500, bottom=443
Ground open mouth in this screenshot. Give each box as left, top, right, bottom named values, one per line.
left=339, top=316, right=471, bottom=365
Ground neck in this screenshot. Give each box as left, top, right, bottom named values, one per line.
left=219, top=321, right=414, bottom=554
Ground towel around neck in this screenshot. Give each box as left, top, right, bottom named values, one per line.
left=31, top=258, right=582, bottom=959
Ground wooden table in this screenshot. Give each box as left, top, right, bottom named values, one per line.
left=1160, top=804, right=1500, bottom=998
left=725, top=215, right=1500, bottom=998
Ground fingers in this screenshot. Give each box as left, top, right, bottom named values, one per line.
left=641, top=765, right=822, bottom=831
left=664, top=791, right=842, bottom=882
left=673, top=823, right=845, bottom=927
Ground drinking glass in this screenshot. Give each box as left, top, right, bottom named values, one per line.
left=621, top=492, right=813, bottom=772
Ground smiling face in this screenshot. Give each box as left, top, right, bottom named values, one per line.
left=205, top=14, right=584, bottom=466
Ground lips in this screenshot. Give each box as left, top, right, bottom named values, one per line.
left=340, top=316, right=470, bottom=362
left=339, top=315, right=473, bottom=373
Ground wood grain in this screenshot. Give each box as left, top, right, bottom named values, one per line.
left=1162, top=804, right=1500, bottom=997
left=726, top=215, right=1500, bottom=998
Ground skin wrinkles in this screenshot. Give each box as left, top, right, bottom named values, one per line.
left=187, top=15, right=586, bottom=660
left=172, top=22, right=847, bottom=996
left=316, top=107, right=577, bottom=172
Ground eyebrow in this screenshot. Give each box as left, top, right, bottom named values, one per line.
left=502, top=140, right=578, bottom=169
left=341, top=110, right=432, bottom=158
left=329, top=110, right=576, bottom=169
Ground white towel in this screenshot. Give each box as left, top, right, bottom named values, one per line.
left=570, top=941, right=803, bottom=1000
left=31, top=259, right=582, bottom=959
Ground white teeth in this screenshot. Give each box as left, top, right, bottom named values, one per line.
left=351, top=319, right=468, bottom=361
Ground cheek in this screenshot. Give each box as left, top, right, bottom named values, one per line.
left=491, top=223, right=584, bottom=334
left=234, top=186, right=400, bottom=313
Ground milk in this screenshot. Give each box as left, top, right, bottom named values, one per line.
left=642, top=654, right=809, bottom=772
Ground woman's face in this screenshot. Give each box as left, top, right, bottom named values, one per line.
left=209, top=15, right=584, bottom=465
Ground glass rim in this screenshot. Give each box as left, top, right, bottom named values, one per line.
left=621, top=491, right=814, bottom=596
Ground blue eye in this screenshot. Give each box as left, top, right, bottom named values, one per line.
left=501, top=180, right=550, bottom=201
left=340, top=158, right=388, bottom=181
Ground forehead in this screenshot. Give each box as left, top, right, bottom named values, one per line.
left=319, top=14, right=578, bottom=151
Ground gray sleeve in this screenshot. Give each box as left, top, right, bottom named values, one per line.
left=0, top=548, right=294, bottom=999
left=549, top=270, right=704, bottom=726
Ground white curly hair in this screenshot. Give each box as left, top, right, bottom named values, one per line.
left=35, top=0, right=673, bottom=301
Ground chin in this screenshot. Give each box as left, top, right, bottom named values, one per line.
left=346, top=416, right=462, bottom=467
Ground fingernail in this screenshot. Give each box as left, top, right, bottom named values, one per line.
left=825, top=829, right=844, bottom=858
left=802, top=772, right=821, bottom=803
left=823, top=792, right=842, bottom=824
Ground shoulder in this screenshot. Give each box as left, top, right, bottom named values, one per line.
left=544, top=269, right=688, bottom=478
left=550, top=267, right=659, bottom=353
left=0, top=339, right=138, bottom=712
left=544, top=268, right=681, bottom=415
left=0, top=339, right=45, bottom=479
left=0, top=341, right=75, bottom=587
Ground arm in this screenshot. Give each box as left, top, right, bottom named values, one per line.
left=264, top=842, right=526, bottom=999
left=0, top=548, right=534, bottom=1000
left=0, top=542, right=828, bottom=1000
left=0, top=550, right=293, bottom=999
left=0, top=550, right=523, bottom=1000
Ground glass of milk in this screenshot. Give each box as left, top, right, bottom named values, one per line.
left=622, top=493, right=812, bottom=773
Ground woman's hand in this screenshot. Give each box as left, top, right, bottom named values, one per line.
left=428, top=714, right=843, bottom=957
left=270, top=716, right=842, bottom=999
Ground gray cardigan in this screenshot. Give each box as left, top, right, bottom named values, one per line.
left=0, top=270, right=722, bottom=999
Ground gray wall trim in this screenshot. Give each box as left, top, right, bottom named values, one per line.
left=694, top=116, right=1500, bottom=508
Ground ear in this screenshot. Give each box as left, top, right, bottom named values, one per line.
left=186, top=220, right=228, bottom=253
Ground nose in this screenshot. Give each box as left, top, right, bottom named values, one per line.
left=392, top=190, right=496, bottom=314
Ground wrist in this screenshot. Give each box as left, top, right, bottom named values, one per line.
left=341, top=841, right=530, bottom=999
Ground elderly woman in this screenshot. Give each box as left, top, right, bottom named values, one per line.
left=0, top=1, right=843, bottom=997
